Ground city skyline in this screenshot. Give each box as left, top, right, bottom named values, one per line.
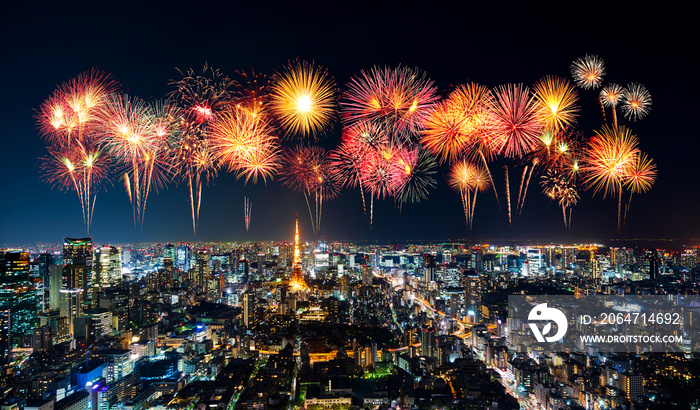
left=2, top=2, right=698, bottom=245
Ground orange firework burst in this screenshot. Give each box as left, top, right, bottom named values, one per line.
left=421, top=83, right=493, bottom=164
left=37, top=69, right=118, bottom=148
left=583, top=125, right=645, bottom=232
left=582, top=125, right=639, bottom=198
left=533, top=76, right=579, bottom=132
left=621, top=83, right=652, bottom=121
left=624, top=153, right=656, bottom=194
left=210, top=107, right=280, bottom=184
left=448, top=160, right=490, bottom=229
left=270, top=60, right=337, bottom=138
left=570, top=54, right=605, bottom=90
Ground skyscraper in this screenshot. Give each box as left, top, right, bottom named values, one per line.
left=0, top=307, right=10, bottom=367
left=423, top=254, right=436, bottom=283
left=49, top=264, right=62, bottom=311
left=0, top=250, right=37, bottom=338
left=243, top=290, right=256, bottom=329
left=93, top=246, right=121, bottom=289
left=196, top=251, right=210, bottom=294
left=63, top=238, right=93, bottom=267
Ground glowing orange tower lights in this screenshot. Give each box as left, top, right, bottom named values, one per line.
left=290, top=218, right=309, bottom=291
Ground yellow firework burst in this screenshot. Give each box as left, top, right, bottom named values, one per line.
left=270, top=60, right=337, bottom=139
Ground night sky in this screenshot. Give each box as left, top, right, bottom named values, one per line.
left=1, top=1, right=697, bottom=246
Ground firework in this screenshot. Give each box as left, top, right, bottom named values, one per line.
left=234, top=70, right=270, bottom=115
left=36, top=70, right=117, bottom=232
left=533, top=76, right=579, bottom=133
left=622, top=153, right=656, bottom=225
left=422, top=83, right=493, bottom=164
left=583, top=126, right=639, bottom=198
left=624, top=153, right=656, bottom=194
left=168, top=64, right=234, bottom=234
left=390, top=147, right=437, bottom=206
left=40, top=146, right=110, bottom=232
left=99, top=94, right=177, bottom=228
left=570, top=54, right=605, bottom=90
left=582, top=125, right=641, bottom=232
left=489, top=84, right=543, bottom=158
left=448, top=160, right=490, bottom=229
left=342, top=65, right=439, bottom=144
left=244, top=196, right=252, bottom=232
left=540, top=168, right=578, bottom=228
left=621, top=83, right=651, bottom=121
left=210, top=106, right=280, bottom=184
left=599, top=83, right=624, bottom=108
left=37, top=69, right=118, bottom=148
left=280, top=146, right=339, bottom=234
left=270, top=60, right=337, bottom=138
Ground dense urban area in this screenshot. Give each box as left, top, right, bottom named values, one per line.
left=1, top=223, right=699, bottom=409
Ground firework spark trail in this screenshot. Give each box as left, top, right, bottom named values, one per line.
left=516, top=165, right=528, bottom=216
left=244, top=196, right=252, bottom=232
left=517, top=162, right=537, bottom=215
left=504, top=165, right=512, bottom=226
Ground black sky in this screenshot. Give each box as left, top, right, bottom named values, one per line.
left=1, top=1, right=698, bottom=246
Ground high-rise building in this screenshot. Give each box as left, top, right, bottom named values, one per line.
left=243, top=290, right=256, bottom=329
left=423, top=254, right=436, bottom=283
left=94, top=246, right=121, bottom=289
left=176, top=245, right=190, bottom=272
left=63, top=238, right=93, bottom=267
left=464, top=271, right=482, bottom=322
left=49, top=264, right=62, bottom=311
left=32, top=325, right=52, bottom=353
left=643, top=249, right=659, bottom=280
left=35, top=253, right=53, bottom=312
left=196, top=251, right=210, bottom=294
left=0, top=250, right=37, bottom=338
left=0, top=307, right=10, bottom=367
left=362, top=265, right=372, bottom=287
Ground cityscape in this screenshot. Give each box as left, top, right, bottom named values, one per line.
left=3, top=2, right=699, bottom=410
left=0, top=225, right=699, bottom=409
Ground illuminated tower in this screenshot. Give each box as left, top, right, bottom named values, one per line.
left=290, top=219, right=309, bottom=290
